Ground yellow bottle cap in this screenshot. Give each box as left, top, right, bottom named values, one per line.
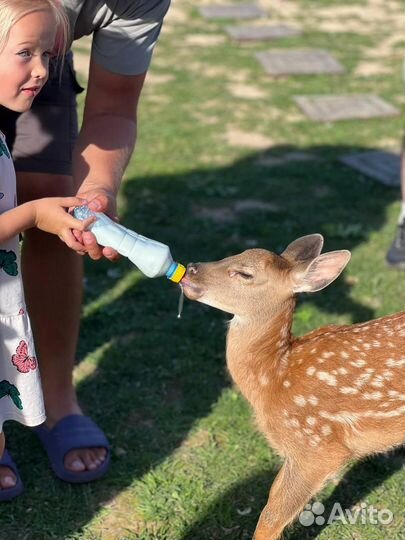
left=166, top=262, right=186, bottom=283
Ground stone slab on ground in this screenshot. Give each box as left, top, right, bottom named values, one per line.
left=199, top=4, right=266, bottom=19
left=339, top=150, right=400, bottom=187
left=294, top=94, right=400, bottom=122
left=225, top=24, right=301, bottom=41
left=256, top=49, right=345, bottom=76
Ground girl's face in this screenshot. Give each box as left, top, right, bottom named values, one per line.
left=0, top=9, right=57, bottom=112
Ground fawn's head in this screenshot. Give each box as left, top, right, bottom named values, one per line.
left=182, top=234, right=351, bottom=318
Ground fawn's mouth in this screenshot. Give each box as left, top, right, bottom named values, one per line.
left=180, top=276, right=205, bottom=300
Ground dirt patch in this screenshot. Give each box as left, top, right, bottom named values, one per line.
left=259, top=0, right=300, bottom=18
left=354, top=62, right=394, bottom=77
left=191, top=111, right=220, bottom=125
left=180, top=429, right=213, bottom=449
left=185, top=34, right=227, bottom=46
left=314, top=1, right=403, bottom=35
left=196, top=99, right=224, bottom=112
left=143, top=93, right=171, bottom=105
left=145, top=72, right=175, bottom=85
left=227, top=83, right=267, bottom=100
left=363, top=34, right=405, bottom=59
left=188, top=61, right=230, bottom=79
left=92, top=491, right=161, bottom=540
left=375, top=138, right=402, bottom=150
left=227, top=69, right=252, bottom=84
left=164, top=2, right=188, bottom=24
left=225, top=128, right=275, bottom=150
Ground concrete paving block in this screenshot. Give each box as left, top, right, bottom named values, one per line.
left=225, top=24, right=301, bottom=41
left=340, top=150, right=400, bottom=186
left=256, top=49, right=345, bottom=75
left=294, top=94, right=400, bottom=122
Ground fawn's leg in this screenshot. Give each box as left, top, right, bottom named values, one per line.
left=253, top=451, right=349, bottom=540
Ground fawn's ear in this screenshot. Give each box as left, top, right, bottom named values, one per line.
left=281, top=234, right=324, bottom=264
left=291, top=250, right=351, bottom=293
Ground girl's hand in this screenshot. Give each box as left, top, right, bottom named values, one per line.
left=74, top=186, right=119, bottom=261
left=32, top=197, right=96, bottom=252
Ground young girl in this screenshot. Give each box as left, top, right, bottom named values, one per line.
left=0, top=0, right=94, bottom=500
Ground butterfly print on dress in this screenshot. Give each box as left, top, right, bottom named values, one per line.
left=11, top=340, right=37, bottom=373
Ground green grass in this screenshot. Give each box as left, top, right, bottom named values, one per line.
left=1, top=0, right=405, bottom=538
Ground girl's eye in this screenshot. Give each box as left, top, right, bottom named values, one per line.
left=43, top=51, right=53, bottom=58
left=17, top=50, right=31, bottom=58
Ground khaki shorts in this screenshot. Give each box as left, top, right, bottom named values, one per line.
left=0, top=52, right=83, bottom=176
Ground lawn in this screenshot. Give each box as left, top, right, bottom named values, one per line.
left=1, top=0, right=405, bottom=539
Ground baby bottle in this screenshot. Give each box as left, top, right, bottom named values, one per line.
left=73, top=206, right=185, bottom=283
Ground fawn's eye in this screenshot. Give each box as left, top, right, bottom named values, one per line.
left=230, top=269, right=254, bottom=280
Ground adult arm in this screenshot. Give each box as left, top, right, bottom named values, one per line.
left=73, top=56, right=146, bottom=259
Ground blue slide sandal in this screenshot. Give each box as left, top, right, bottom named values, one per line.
left=0, top=449, right=24, bottom=501
left=34, top=414, right=110, bottom=483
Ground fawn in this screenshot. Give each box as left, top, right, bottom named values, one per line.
left=181, top=234, right=405, bottom=540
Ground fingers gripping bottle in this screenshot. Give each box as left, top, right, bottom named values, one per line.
left=73, top=206, right=185, bottom=283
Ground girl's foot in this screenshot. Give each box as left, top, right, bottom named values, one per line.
left=0, top=433, right=16, bottom=491
left=34, top=414, right=110, bottom=483
left=0, top=464, right=16, bottom=490
left=0, top=435, right=24, bottom=501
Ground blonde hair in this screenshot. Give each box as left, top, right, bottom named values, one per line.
left=0, top=0, right=69, bottom=56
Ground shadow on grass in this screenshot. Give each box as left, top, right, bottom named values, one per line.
left=181, top=449, right=405, bottom=540
left=0, top=144, right=401, bottom=539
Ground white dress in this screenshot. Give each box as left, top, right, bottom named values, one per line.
left=0, top=132, right=45, bottom=431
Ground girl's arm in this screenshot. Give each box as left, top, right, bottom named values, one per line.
left=0, top=197, right=95, bottom=251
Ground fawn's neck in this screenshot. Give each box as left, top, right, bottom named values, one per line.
left=226, top=299, right=296, bottom=405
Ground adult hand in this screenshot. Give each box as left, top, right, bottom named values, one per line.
left=74, top=186, right=120, bottom=261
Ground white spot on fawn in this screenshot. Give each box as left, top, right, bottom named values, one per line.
left=354, top=373, right=372, bottom=388
left=259, top=374, right=269, bottom=386
left=371, top=376, right=385, bottom=388
left=350, top=359, right=367, bottom=368
left=320, top=411, right=359, bottom=425
left=340, top=386, right=358, bottom=395
left=386, top=358, right=405, bottom=368
left=294, top=395, right=307, bottom=407
left=363, top=391, right=383, bottom=400
left=316, top=371, right=337, bottom=386
left=306, top=416, right=317, bottom=426
left=321, top=424, right=332, bottom=436
left=308, top=395, right=319, bottom=406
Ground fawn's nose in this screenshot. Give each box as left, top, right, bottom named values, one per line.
left=187, top=263, right=199, bottom=275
